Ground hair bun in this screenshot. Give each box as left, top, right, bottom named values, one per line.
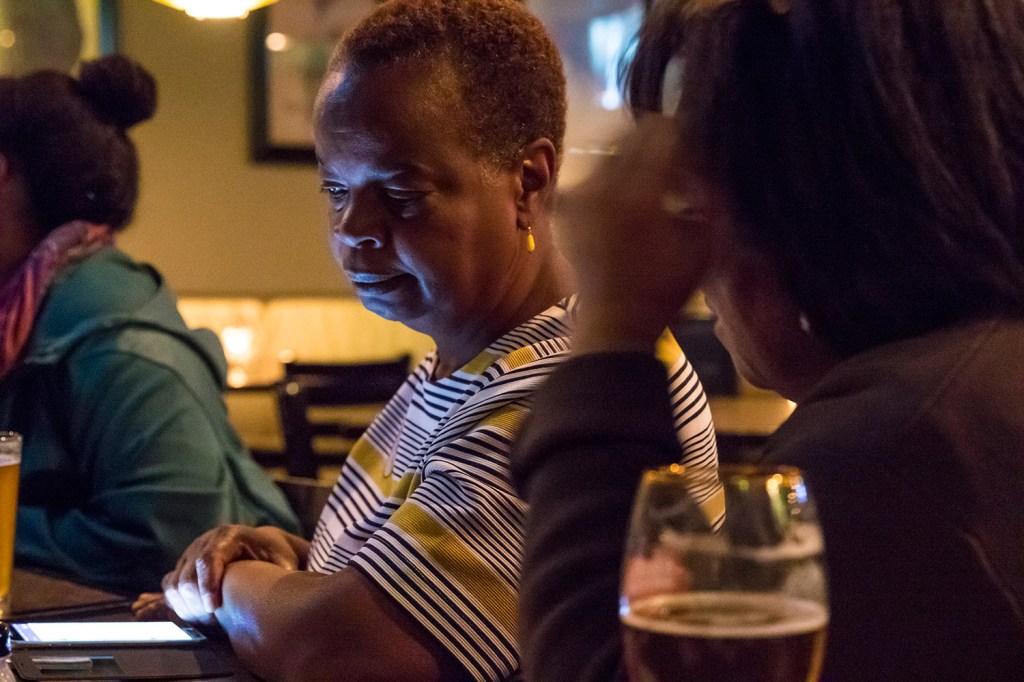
left=77, top=55, right=157, bottom=129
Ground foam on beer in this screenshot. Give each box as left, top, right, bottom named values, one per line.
left=622, top=592, right=828, bottom=639
left=661, top=523, right=825, bottom=562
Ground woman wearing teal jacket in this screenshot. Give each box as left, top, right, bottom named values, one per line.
left=0, top=56, right=298, bottom=593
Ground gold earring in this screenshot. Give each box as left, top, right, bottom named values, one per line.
left=525, top=225, right=536, bottom=253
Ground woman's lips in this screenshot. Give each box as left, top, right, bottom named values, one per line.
left=346, top=271, right=399, bottom=284
left=346, top=271, right=408, bottom=294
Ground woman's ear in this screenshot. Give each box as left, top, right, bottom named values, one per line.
left=515, top=138, right=556, bottom=225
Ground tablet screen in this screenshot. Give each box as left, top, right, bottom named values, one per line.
left=12, top=621, right=204, bottom=646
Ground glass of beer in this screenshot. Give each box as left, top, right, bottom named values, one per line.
left=620, top=464, right=828, bottom=682
left=0, top=432, right=21, bottom=619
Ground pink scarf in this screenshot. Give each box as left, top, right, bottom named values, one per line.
left=0, top=220, right=114, bottom=380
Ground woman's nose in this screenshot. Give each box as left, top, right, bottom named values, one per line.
left=332, top=200, right=385, bottom=249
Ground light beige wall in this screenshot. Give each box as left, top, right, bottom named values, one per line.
left=114, top=1, right=348, bottom=297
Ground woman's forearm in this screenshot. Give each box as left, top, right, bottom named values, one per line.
left=216, top=560, right=314, bottom=680
left=216, top=561, right=459, bottom=682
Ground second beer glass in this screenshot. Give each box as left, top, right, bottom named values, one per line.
left=620, top=464, right=828, bottom=682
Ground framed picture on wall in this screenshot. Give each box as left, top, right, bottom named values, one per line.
left=0, top=0, right=117, bottom=76
left=248, top=0, right=647, bottom=165
left=248, top=0, right=378, bottom=163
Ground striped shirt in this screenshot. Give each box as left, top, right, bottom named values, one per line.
left=308, top=297, right=720, bottom=681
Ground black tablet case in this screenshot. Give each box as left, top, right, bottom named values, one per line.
left=10, top=647, right=233, bottom=680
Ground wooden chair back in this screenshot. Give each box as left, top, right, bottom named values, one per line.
left=275, top=356, right=411, bottom=478
left=274, top=475, right=334, bottom=540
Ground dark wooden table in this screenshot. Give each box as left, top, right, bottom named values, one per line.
left=8, top=567, right=257, bottom=681
left=11, top=567, right=132, bottom=620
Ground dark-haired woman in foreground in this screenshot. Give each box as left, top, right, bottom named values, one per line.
left=0, top=56, right=298, bottom=593
left=515, top=0, right=1024, bottom=679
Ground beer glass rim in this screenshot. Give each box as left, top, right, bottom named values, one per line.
left=0, top=432, right=21, bottom=441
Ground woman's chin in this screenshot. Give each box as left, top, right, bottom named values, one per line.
left=358, top=296, right=403, bottom=322
left=357, top=292, right=428, bottom=330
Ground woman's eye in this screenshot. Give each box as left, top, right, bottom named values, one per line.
left=384, top=190, right=426, bottom=216
left=319, top=183, right=348, bottom=206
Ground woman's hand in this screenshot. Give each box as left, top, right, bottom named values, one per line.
left=132, top=591, right=177, bottom=621
left=557, top=114, right=726, bottom=354
left=132, top=591, right=221, bottom=630
left=160, top=524, right=307, bottom=622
